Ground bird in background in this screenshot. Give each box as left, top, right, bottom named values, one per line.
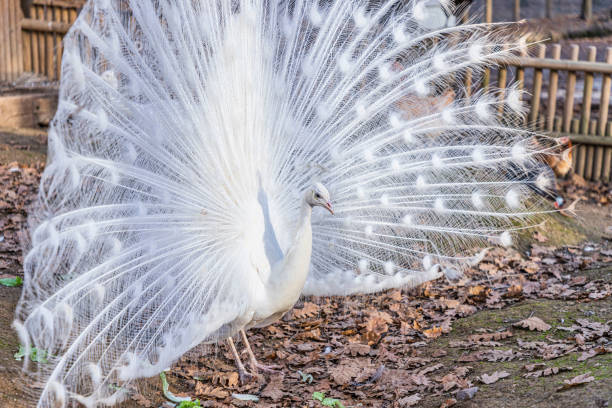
left=13, top=0, right=556, bottom=406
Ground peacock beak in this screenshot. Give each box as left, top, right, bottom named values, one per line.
left=325, top=202, right=334, bottom=215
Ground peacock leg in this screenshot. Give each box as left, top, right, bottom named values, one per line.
left=240, top=329, right=281, bottom=373
left=227, top=337, right=256, bottom=384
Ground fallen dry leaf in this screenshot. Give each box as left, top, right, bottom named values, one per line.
left=131, top=393, right=154, bottom=408
left=387, top=289, right=402, bottom=301
left=423, top=326, right=444, bottom=339
left=440, top=398, right=457, bottom=408
left=506, top=284, right=523, bottom=298
left=526, top=364, right=549, bottom=373
left=195, top=383, right=229, bottom=399
left=362, top=310, right=394, bottom=344
left=483, top=349, right=519, bottom=362
left=479, top=371, right=510, bottom=384
left=346, top=342, right=370, bottom=356
left=409, top=373, right=432, bottom=386
left=514, top=316, right=551, bottom=331
left=398, top=394, right=421, bottom=407
left=417, top=363, right=444, bottom=376
left=468, top=330, right=513, bottom=342
left=577, top=346, right=611, bottom=361
left=293, top=302, right=319, bottom=319
left=557, top=373, right=594, bottom=391
left=329, top=361, right=366, bottom=385
left=260, top=374, right=285, bottom=401
left=523, top=366, right=572, bottom=378
left=468, top=285, right=489, bottom=301
left=211, top=371, right=239, bottom=388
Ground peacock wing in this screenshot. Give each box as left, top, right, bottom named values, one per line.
left=14, top=1, right=277, bottom=406
left=257, top=1, right=549, bottom=295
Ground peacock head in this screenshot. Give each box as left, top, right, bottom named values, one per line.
left=307, top=183, right=333, bottom=215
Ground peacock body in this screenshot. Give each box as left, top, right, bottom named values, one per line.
left=14, top=0, right=551, bottom=406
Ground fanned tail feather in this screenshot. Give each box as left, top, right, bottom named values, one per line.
left=14, top=1, right=552, bottom=406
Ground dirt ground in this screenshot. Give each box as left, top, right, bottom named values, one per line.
left=0, top=138, right=611, bottom=408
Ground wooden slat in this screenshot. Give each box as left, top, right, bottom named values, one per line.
left=600, top=48, right=612, bottom=182
left=23, top=24, right=32, bottom=72
left=585, top=119, right=597, bottom=179
left=6, top=0, right=13, bottom=80
left=549, top=132, right=612, bottom=147
left=582, top=0, right=592, bottom=21
left=514, top=0, right=520, bottom=20
left=35, top=5, right=43, bottom=76
left=578, top=46, right=596, bottom=179
left=497, top=50, right=508, bottom=115
left=45, top=5, right=54, bottom=79
left=30, top=5, right=39, bottom=75
left=563, top=45, right=580, bottom=132
left=604, top=148, right=612, bottom=181
left=8, top=0, right=18, bottom=80
left=515, top=48, right=527, bottom=123
left=464, top=68, right=472, bottom=98
left=33, top=0, right=86, bottom=7
left=21, top=17, right=71, bottom=34
left=496, top=56, right=612, bottom=75
left=580, top=47, right=597, bottom=134
left=15, top=0, right=24, bottom=78
left=571, top=118, right=580, bottom=172
left=528, top=44, right=546, bottom=126
left=546, top=44, right=561, bottom=131
left=598, top=48, right=612, bottom=136
left=59, top=5, right=69, bottom=77
left=1, top=0, right=9, bottom=81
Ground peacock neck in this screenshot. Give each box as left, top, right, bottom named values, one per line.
left=263, top=199, right=313, bottom=312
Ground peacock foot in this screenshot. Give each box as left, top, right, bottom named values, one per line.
left=249, top=361, right=281, bottom=374
left=237, top=368, right=263, bottom=385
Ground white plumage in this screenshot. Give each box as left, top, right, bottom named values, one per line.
left=14, top=0, right=550, bottom=406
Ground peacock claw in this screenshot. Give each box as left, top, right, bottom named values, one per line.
left=250, top=361, right=281, bottom=373
left=238, top=369, right=262, bottom=385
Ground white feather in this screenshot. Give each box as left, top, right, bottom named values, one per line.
left=15, top=1, right=548, bottom=406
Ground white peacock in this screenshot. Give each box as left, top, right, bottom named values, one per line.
left=14, top=0, right=552, bottom=406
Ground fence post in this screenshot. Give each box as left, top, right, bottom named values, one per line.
left=546, top=44, right=561, bottom=131
left=485, top=0, right=492, bottom=23
left=546, top=0, right=552, bottom=18
left=514, top=0, right=520, bottom=21
left=578, top=46, right=597, bottom=179
left=581, top=0, right=592, bottom=21
left=599, top=48, right=612, bottom=181
left=1, top=0, right=24, bottom=81
left=562, top=45, right=580, bottom=133
left=528, top=44, right=546, bottom=126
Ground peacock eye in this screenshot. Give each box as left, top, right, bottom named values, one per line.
left=314, top=193, right=321, bottom=199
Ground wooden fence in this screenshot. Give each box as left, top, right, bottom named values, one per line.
left=480, top=0, right=597, bottom=22
left=1, top=2, right=612, bottom=180
left=0, top=0, right=23, bottom=81
left=479, top=43, right=612, bottom=181
left=0, top=0, right=84, bottom=82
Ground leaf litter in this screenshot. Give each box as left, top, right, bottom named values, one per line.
left=2, top=163, right=611, bottom=406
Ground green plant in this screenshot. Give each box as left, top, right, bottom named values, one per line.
left=177, top=400, right=201, bottom=408
left=312, top=391, right=345, bottom=408
left=0, top=276, right=23, bottom=287
left=14, top=345, right=48, bottom=363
